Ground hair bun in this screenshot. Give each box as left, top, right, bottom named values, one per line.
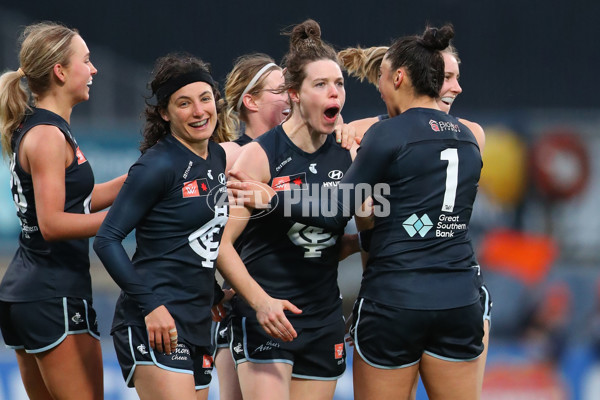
left=289, top=19, right=322, bottom=52
left=421, top=24, right=454, bottom=50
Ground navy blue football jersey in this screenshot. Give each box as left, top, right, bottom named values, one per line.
left=233, top=133, right=252, bottom=147
left=94, top=135, right=228, bottom=346
left=235, top=125, right=352, bottom=327
left=0, top=108, right=95, bottom=302
left=273, top=108, right=483, bottom=310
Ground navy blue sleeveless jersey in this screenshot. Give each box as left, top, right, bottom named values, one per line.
left=273, top=108, right=483, bottom=310
left=0, top=108, right=95, bottom=302
left=233, top=133, right=252, bottom=147
left=93, top=135, right=228, bottom=346
left=235, top=125, right=352, bottom=327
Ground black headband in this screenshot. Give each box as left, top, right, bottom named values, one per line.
left=155, top=70, right=215, bottom=103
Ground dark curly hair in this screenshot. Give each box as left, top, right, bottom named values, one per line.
left=140, top=53, right=236, bottom=153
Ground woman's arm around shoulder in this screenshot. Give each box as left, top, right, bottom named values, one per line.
left=217, top=141, right=301, bottom=342
left=348, top=116, right=380, bottom=146
left=90, top=173, right=127, bottom=212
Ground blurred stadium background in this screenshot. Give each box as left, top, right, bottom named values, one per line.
left=1, top=1, right=599, bottom=398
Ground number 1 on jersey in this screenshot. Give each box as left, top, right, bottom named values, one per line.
left=440, top=148, right=458, bottom=212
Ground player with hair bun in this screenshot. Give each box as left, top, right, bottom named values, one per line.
left=339, top=36, right=491, bottom=399
left=230, top=24, right=489, bottom=400
left=217, top=18, right=360, bottom=400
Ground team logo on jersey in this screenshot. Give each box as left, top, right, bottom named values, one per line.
left=182, top=179, right=210, bottom=198
left=219, top=326, right=228, bottom=338
left=402, top=213, right=433, bottom=237
left=188, top=205, right=228, bottom=268
left=202, top=355, right=213, bottom=368
left=71, top=312, right=84, bottom=324
left=75, top=147, right=87, bottom=165
left=288, top=222, right=338, bottom=258
left=272, top=172, right=307, bottom=191
left=137, top=344, right=148, bottom=355
left=328, top=170, right=343, bottom=180
left=429, top=120, right=440, bottom=132
left=334, top=343, right=344, bottom=359
left=309, top=163, right=318, bottom=174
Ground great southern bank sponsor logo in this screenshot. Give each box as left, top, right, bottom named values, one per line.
left=403, top=214, right=433, bottom=237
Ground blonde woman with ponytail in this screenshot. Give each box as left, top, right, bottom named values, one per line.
left=0, top=22, right=126, bottom=400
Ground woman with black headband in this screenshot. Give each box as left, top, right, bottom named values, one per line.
left=93, top=53, right=241, bottom=400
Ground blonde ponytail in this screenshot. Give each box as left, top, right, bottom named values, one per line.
left=338, top=46, right=388, bottom=87
left=0, top=70, right=30, bottom=158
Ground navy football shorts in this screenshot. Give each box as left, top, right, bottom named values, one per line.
left=350, top=289, right=489, bottom=368
left=230, top=316, right=346, bottom=380
left=112, top=325, right=214, bottom=389
left=213, top=312, right=233, bottom=350
left=0, top=297, right=99, bottom=353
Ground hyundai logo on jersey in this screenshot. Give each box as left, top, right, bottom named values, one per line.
left=328, top=170, right=344, bottom=180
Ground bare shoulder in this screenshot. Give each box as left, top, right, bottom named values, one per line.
left=230, top=142, right=270, bottom=183
left=219, top=141, right=242, bottom=172
left=20, top=124, right=69, bottom=172
left=459, top=118, right=485, bottom=152
left=349, top=116, right=380, bottom=139
left=219, top=141, right=241, bottom=156
left=22, top=124, right=66, bottom=150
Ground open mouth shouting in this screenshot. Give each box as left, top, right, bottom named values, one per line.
left=324, top=106, right=340, bottom=123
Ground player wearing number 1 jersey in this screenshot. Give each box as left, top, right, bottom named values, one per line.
left=229, top=24, right=488, bottom=400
